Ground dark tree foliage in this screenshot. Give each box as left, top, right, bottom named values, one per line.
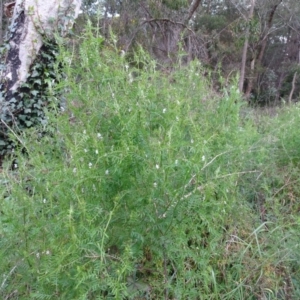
left=78, top=0, right=300, bottom=105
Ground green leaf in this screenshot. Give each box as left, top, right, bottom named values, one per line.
left=34, top=79, right=42, bottom=85
left=31, top=70, right=40, bottom=77
left=18, top=114, right=26, bottom=121
left=25, top=120, right=33, bottom=126
left=31, top=90, right=39, bottom=96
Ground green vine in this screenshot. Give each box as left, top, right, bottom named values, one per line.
left=0, top=1, right=79, bottom=161
left=0, top=39, right=61, bottom=158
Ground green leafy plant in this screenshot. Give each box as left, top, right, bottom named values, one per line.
left=1, top=23, right=300, bottom=300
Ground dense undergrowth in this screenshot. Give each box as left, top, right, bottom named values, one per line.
left=1, top=24, right=300, bottom=299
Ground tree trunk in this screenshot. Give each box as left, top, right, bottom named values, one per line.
left=288, top=45, right=300, bottom=103
left=0, top=0, right=2, bottom=44
left=288, top=71, right=297, bottom=103
left=1, top=0, right=81, bottom=96
left=239, top=0, right=256, bottom=94
left=245, top=0, right=282, bottom=98
left=0, top=0, right=81, bottom=157
left=185, top=0, right=202, bottom=24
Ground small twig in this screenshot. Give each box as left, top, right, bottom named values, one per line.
left=184, top=174, right=196, bottom=189
left=1, top=251, right=37, bottom=293
left=141, top=18, right=195, bottom=34
left=85, top=254, right=121, bottom=262
left=229, top=0, right=247, bottom=21
left=1, top=119, right=28, bottom=150
left=1, top=263, right=20, bottom=291
left=215, top=170, right=260, bottom=179
left=181, top=185, right=203, bottom=200
left=201, top=150, right=231, bottom=171
left=186, top=0, right=202, bottom=23
left=181, top=170, right=260, bottom=200
left=272, top=178, right=299, bottom=198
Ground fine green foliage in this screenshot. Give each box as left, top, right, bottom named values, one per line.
left=1, top=24, right=300, bottom=299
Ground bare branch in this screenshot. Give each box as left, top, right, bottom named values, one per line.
left=186, top=0, right=202, bottom=23
left=141, top=18, right=195, bottom=34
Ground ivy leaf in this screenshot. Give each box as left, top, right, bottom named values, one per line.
left=25, top=120, right=33, bottom=127
left=9, top=97, right=17, bottom=103
left=33, top=103, right=41, bottom=109
left=31, top=90, right=39, bottom=96
left=34, top=79, right=42, bottom=85
left=18, top=114, right=26, bottom=121
left=31, top=70, right=40, bottom=77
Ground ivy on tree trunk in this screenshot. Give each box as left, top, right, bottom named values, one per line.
left=0, top=0, right=81, bottom=158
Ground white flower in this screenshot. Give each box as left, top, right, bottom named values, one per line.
left=120, top=50, right=126, bottom=57
left=36, top=252, right=40, bottom=259
left=45, top=250, right=50, bottom=255
left=84, top=149, right=88, bottom=153
left=88, top=162, right=92, bottom=168
left=43, top=199, right=47, bottom=203
left=159, top=213, right=166, bottom=219
left=162, top=108, right=166, bottom=114
left=175, top=159, right=178, bottom=166
left=97, top=133, right=103, bottom=139
left=153, top=182, right=157, bottom=188
left=155, top=164, right=160, bottom=170
left=73, top=168, right=77, bottom=173
left=95, top=149, right=99, bottom=155
left=83, top=130, right=86, bottom=134
left=201, top=155, right=205, bottom=162
left=191, top=139, right=194, bottom=144
left=105, top=169, right=109, bottom=175
left=129, top=73, right=133, bottom=83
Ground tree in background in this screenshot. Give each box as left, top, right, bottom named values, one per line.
left=96, top=0, right=206, bottom=65
left=238, top=0, right=256, bottom=95
left=81, top=0, right=299, bottom=104
left=243, top=0, right=282, bottom=99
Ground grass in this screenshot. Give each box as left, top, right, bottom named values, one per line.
left=1, top=24, right=300, bottom=299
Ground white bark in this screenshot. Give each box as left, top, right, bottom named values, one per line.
left=3, top=0, right=81, bottom=93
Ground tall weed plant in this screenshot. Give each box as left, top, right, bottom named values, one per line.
left=1, top=23, right=300, bottom=299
